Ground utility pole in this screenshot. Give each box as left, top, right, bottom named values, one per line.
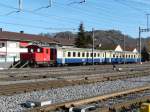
left=49, top=0, right=52, bottom=7
left=19, top=0, right=23, bottom=12
left=92, top=28, right=95, bottom=66
left=138, top=27, right=150, bottom=64
left=146, top=14, right=150, bottom=29
left=123, top=35, right=126, bottom=64
left=139, top=27, right=142, bottom=64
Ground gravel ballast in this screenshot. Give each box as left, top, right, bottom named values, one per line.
left=0, top=76, right=150, bottom=112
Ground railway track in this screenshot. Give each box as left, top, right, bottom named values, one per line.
left=0, top=63, right=150, bottom=81
left=0, top=69, right=150, bottom=96
left=29, top=85, right=150, bottom=112
left=95, top=96, right=150, bottom=112
left=1, top=63, right=150, bottom=76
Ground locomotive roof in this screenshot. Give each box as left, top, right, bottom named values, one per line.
left=0, top=31, right=60, bottom=45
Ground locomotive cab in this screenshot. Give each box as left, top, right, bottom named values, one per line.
left=20, top=45, right=56, bottom=67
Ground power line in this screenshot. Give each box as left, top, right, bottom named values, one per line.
left=0, top=0, right=140, bottom=27
left=0, top=20, right=76, bottom=31
left=2, top=0, right=22, bottom=16
left=68, top=0, right=86, bottom=5
left=146, top=14, right=150, bottom=29
left=33, top=0, right=52, bottom=11
left=0, top=0, right=143, bottom=33
left=0, top=1, right=103, bottom=29
left=114, top=0, right=147, bottom=14
left=0, top=2, right=81, bottom=26
left=55, top=1, right=141, bottom=26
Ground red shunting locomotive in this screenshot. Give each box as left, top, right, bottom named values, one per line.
left=20, top=45, right=56, bottom=66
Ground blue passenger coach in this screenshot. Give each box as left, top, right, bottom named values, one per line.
left=56, top=47, right=140, bottom=65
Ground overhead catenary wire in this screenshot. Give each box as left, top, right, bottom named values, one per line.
left=0, top=0, right=141, bottom=27
left=114, top=0, right=147, bottom=14
left=0, top=2, right=82, bottom=28
left=57, top=1, right=140, bottom=24
left=0, top=0, right=146, bottom=33
left=3, top=0, right=22, bottom=16
left=0, top=1, right=108, bottom=29
left=54, top=1, right=141, bottom=27
left=0, top=20, right=76, bottom=31
left=68, top=0, right=86, bottom=5
left=33, top=0, right=52, bottom=11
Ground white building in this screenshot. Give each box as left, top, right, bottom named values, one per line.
left=0, top=29, right=59, bottom=69
left=0, top=41, right=27, bottom=62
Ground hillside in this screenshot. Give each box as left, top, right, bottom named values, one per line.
left=40, top=30, right=150, bottom=51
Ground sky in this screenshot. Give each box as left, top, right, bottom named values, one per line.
left=0, top=0, right=150, bottom=38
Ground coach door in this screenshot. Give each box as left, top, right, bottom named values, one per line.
left=50, top=48, right=57, bottom=64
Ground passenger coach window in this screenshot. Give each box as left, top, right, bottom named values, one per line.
left=113, top=54, right=115, bottom=58
left=103, top=53, right=105, bottom=57
left=78, top=52, right=80, bottom=57
left=86, top=53, right=89, bottom=57
left=91, top=53, right=93, bottom=57
left=82, top=53, right=85, bottom=57
left=94, top=53, right=96, bottom=57
left=68, top=52, right=71, bottom=57
left=73, top=52, right=76, bottom=57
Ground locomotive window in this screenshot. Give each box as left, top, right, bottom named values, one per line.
left=31, top=49, right=34, bottom=53
left=78, top=52, right=80, bottom=57
left=68, top=52, right=71, bottom=57
left=37, top=48, right=41, bottom=53
left=98, top=53, right=100, bottom=57
left=46, top=49, right=49, bottom=54
left=73, top=52, right=76, bottom=57
left=82, top=53, right=85, bottom=57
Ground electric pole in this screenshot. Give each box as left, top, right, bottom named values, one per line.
left=49, top=0, right=52, bottom=7
left=19, top=0, right=23, bottom=12
left=138, top=27, right=150, bottom=64
left=139, top=27, right=142, bottom=64
left=146, top=14, right=150, bottom=29
left=123, top=35, right=125, bottom=64
left=92, top=28, right=95, bottom=66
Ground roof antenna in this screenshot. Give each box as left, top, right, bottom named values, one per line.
left=34, top=0, right=52, bottom=11
left=68, top=0, right=86, bottom=5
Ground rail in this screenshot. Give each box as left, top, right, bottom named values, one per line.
left=30, top=85, right=150, bottom=112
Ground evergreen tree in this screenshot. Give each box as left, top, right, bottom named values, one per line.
left=141, top=46, right=150, bottom=61
left=75, top=23, right=92, bottom=48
